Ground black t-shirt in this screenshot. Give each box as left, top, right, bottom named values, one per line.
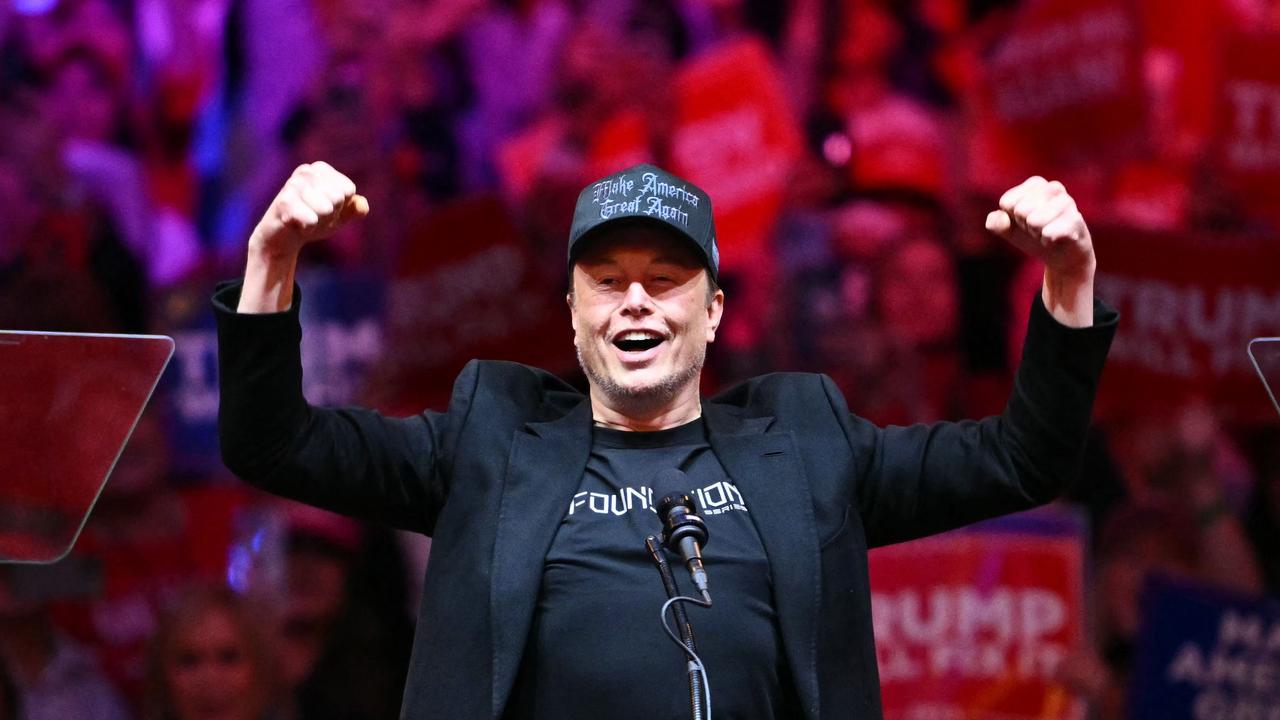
left=509, top=418, right=796, bottom=719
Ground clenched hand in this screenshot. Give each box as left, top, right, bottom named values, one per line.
left=238, top=162, right=368, bottom=313
left=986, top=176, right=1097, bottom=328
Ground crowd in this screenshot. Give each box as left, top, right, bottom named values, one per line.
left=2, top=0, right=1280, bottom=717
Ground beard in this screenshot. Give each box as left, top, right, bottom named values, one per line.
left=576, top=341, right=705, bottom=411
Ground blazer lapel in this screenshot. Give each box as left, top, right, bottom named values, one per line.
left=489, top=400, right=593, bottom=718
left=704, top=402, right=822, bottom=720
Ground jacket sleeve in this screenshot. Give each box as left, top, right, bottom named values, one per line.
left=843, top=293, right=1118, bottom=548
left=213, top=279, right=471, bottom=535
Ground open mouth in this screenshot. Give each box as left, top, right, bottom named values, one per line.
left=612, top=332, right=664, bottom=353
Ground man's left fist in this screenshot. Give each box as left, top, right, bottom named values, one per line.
left=986, top=176, right=1095, bottom=281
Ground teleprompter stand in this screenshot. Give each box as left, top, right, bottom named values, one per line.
left=0, top=330, right=172, bottom=564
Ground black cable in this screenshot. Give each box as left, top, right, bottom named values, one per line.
left=660, top=595, right=713, bottom=719
left=646, top=534, right=714, bottom=719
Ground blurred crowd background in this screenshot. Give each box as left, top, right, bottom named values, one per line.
left=2, top=0, right=1280, bottom=717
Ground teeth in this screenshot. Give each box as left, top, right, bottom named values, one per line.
left=619, top=331, right=661, bottom=341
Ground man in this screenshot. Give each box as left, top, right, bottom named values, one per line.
left=215, top=162, right=1116, bottom=719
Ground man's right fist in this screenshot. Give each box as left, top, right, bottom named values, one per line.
left=249, top=161, right=369, bottom=259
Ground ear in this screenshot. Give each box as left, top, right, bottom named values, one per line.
left=705, top=288, right=724, bottom=344
left=567, top=292, right=578, bottom=337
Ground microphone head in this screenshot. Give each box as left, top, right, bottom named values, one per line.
left=650, top=468, right=708, bottom=549
left=651, top=468, right=694, bottom=518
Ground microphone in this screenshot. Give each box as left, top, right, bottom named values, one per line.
left=652, top=469, right=711, bottom=601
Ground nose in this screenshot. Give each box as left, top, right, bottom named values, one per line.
left=620, top=281, right=654, bottom=316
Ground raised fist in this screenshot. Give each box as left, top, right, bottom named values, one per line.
left=986, top=176, right=1095, bottom=281
left=249, top=161, right=369, bottom=260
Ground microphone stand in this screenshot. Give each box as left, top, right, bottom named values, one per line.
left=646, top=535, right=707, bottom=720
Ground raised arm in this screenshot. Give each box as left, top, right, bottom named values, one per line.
left=237, top=161, right=369, bottom=313
left=852, top=177, right=1117, bottom=546
left=216, top=162, right=456, bottom=534
left=985, top=175, right=1096, bottom=328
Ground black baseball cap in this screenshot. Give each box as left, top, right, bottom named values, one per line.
left=567, top=163, right=719, bottom=282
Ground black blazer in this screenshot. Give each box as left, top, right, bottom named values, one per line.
left=214, top=282, right=1117, bottom=719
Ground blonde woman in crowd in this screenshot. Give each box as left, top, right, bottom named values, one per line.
left=145, top=585, right=280, bottom=720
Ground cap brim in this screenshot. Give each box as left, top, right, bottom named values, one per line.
left=568, top=216, right=713, bottom=277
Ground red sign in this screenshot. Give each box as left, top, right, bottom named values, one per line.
left=380, top=196, right=575, bottom=413
left=1134, top=0, right=1229, bottom=149
left=1093, top=226, right=1280, bottom=424
left=983, top=0, right=1146, bottom=167
left=496, top=118, right=563, bottom=205
left=587, top=108, right=653, bottom=181
left=669, top=38, right=802, bottom=272
left=1212, top=30, right=1280, bottom=229
left=869, top=523, right=1086, bottom=720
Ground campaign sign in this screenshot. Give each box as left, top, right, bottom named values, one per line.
left=1128, top=576, right=1280, bottom=719
left=164, top=270, right=384, bottom=475
left=670, top=38, right=802, bottom=272
left=1093, top=226, right=1280, bottom=423
left=496, top=117, right=563, bottom=205
left=1212, top=30, right=1280, bottom=229
left=869, top=509, right=1087, bottom=720
left=587, top=108, right=653, bottom=182
left=1134, top=0, right=1229, bottom=149
left=382, top=195, right=574, bottom=413
left=983, top=0, right=1145, bottom=166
